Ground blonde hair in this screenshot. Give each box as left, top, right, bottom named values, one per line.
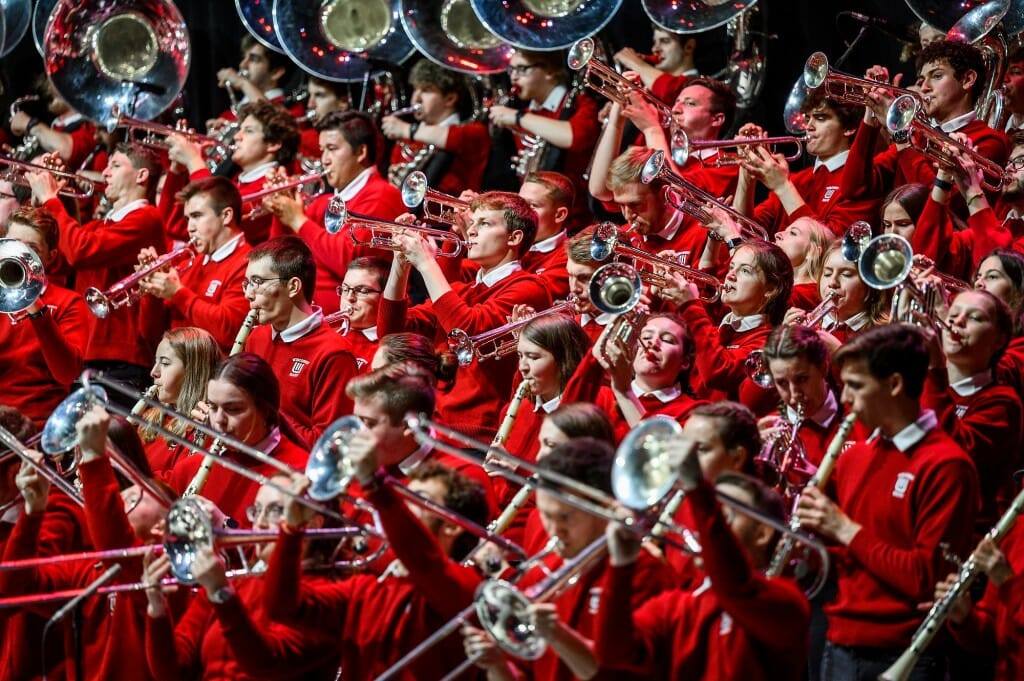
left=139, top=328, right=223, bottom=443
left=790, top=217, right=836, bottom=282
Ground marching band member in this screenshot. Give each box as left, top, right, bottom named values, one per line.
left=242, top=236, right=358, bottom=446
left=565, top=225, right=612, bottom=344
left=8, top=77, right=98, bottom=170
left=596, top=449, right=810, bottom=680
left=377, top=191, right=550, bottom=440
left=138, top=176, right=252, bottom=353
left=382, top=59, right=491, bottom=193
left=795, top=324, right=980, bottom=681
left=165, top=100, right=300, bottom=245
left=1002, top=49, right=1024, bottom=133
left=614, top=25, right=699, bottom=99
left=922, top=289, right=1022, bottom=533
left=535, top=402, right=616, bottom=462
left=265, top=110, right=404, bottom=308
left=772, top=216, right=834, bottom=310
left=27, top=145, right=166, bottom=398
left=141, top=472, right=338, bottom=680
left=369, top=332, right=459, bottom=392
left=518, top=171, right=574, bottom=299
left=973, top=249, right=1024, bottom=394
left=0, top=206, right=90, bottom=427
left=811, top=241, right=889, bottom=349
left=137, top=327, right=221, bottom=477
left=171, top=352, right=308, bottom=525
left=463, top=438, right=676, bottom=681
left=297, top=76, right=350, bottom=161
left=208, top=35, right=297, bottom=128
left=332, top=256, right=390, bottom=370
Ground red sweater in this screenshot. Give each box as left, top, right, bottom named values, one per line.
left=912, top=196, right=974, bottom=281
left=825, top=425, right=979, bottom=647
left=245, top=321, right=358, bottom=447
left=138, top=237, right=252, bottom=353
left=378, top=269, right=551, bottom=440
left=160, top=168, right=277, bottom=246
left=922, top=369, right=1023, bottom=530
left=0, top=283, right=90, bottom=427
left=263, top=482, right=482, bottom=680
left=997, top=336, right=1024, bottom=396
left=387, top=121, right=491, bottom=194
left=595, top=480, right=811, bottom=680
left=789, top=281, right=821, bottom=312
left=338, top=327, right=380, bottom=372
left=520, top=239, right=570, bottom=301
left=48, top=197, right=166, bottom=366
left=754, top=161, right=880, bottom=236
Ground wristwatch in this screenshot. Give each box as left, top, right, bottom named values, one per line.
left=208, top=585, right=235, bottom=604
left=726, top=237, right=743, bottom=251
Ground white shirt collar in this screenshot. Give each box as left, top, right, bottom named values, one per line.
left=106, top=199, right=149, bottom=223
left=361, top=326, right=379, bottom=342
left=240, top=88, right=285, bottom=107
left=787, top=391, right=838, bottom=429
left=532, top=85, right=568, bottom=113
left=1, top=501, right=20, bottom=524
left=580, top=310, right=616, bottom=327
left=252, top=426, right=283, bottom=455
left=1006, top=113, right=1024, bottom=133
left=338, top=166, right=375, bottom=202
left=530, top=230, right=567, bottom=254
left=939, top=110, right=977, bottom=134
left=630, top=378, right=682, bottom=403
left=534, top=394, right=562, bottom=414
left=1004, top=208, right=1023, bottom=223
left=644, top=209, right=685, bottom=244
left=204, top=232, right=243, bottom=265
left=719, top=312, right=764, bottom=333
left=870, top=409, right=938, bottom=452
left=823, top=310, right=869, bottom=332
left=814, top=149, right=849, bottom=173
left=439, top=112, right=461, bottom=126
left=272, top=307, right=324, bottom=343
left=238, top=161, right=279, bottom=184
left=950, top=370, right=994, bottom=397
left=475, top=260, right=522, bottom=288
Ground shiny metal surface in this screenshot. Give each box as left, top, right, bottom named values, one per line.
left=611, top=415, right=681, bottom=510
left=305, top=415, right=364, bottom=501
left=0, top=238, right=45, bottom=315
left=32, top=0, right=57, bottom=56
left=469, top=0, right=622, bottom=50
left=643, top=0, right=757, bottom=34
left=400, top=0, right=512, bottom=74
left=907, top=0, right=1023, bottom=33
left=235, top=0, right=284, bottom=53
left=0, top=0, right=30, bottom=57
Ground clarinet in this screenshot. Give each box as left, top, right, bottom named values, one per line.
left=492, top=381, right=531, bottom=448
left=766, top=412, right=857, bottom=578
left=879, top=484, right=1024, bottom=681
left=184, top=309, right=258, bottom=497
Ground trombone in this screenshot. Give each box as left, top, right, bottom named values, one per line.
left=84, top=238, right=198, bottom=319
left=0, top=237, right=46, bottom=324
left=240, top=172, right=327, bottom=219
left=567, top=37, right=673, bottom=128
left=106, top=105, right=230, bottom=164
left=0, top=155, right=99, bottom=200
left=0, top=425, right=84, bottom=508
left=670, top=127, right=803, bottom=168
left=447, top=298, right=578, bottom=367
left=642, top=150, right=770, bottom=241
left=590, top=221, right=722, bottom=302
left=803, top=51, right=924, bottom=108
left=401, top=170, right=470, bottom=226
left=886, top=94, right=1008, bottom=192
left=323, top=196, right=471, bottom=258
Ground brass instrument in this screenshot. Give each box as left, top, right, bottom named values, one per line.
left=8, top=95, right=41, bottom=160
left=0, top=425, right=84, bottom=508
left=84, top=238, right=198, bottom=319
left=744, top=349, right=774, bottom=389
left=803, top=51, right=924, bottom=108
left=401, top=170, right=470, bottom=226
left=841, top=220, right=873, bottom=262
left=589, top=262, right=649, bottom=362
left=32, top=0, right=55, bottom=56
left=0, top=238, right=46, bottom=323
left=567, top=37, right=673, bottom=128
left=326, top=196, right=471, bottom=257
left=783, top=74, right=813, bottom=135
left=670, top=127, right=803, bottom=168
left=107, top=107, right=231, bottom=169
left=886, top=94, right=1008, bottom=191
left=754, top=404, right=816, bottom=502
left=235, top=0, right=285, bottom=53
left=766, top=412, right=857, bottom=579
left=240, top=172, right=327, bottom=219
left=643, top=0, right=756, bottom=34
left=399, top=0, right=513, bottom=75
left=946, top=0, right=1010, bottom=128
left=471, top=0, right=622, bottom=50
left=0, top=156, right=99, bottom=200
left=447, top=298, right=577, bottom=367
left=642, top=149, right=770, bottom=241
left=799, top=290, right=841, bottom=329
left=0, top=0, right=32, bottom=57
left=324, top=304, right=353, bottom=336
left=590, top=221, right=722, bottom=303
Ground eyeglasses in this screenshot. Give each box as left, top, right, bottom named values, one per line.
left=336, top=284, right=382, bottom=298
left=241, top=276, right=285, bottom=292
left=123, top=492, right=143, bottom=514
left=506, top=64, right=539, bottom=77
left=245, top=502, right=285, bottom=523
left=1008, top=155, right=1024, bottom=171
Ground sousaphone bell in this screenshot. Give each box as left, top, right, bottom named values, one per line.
left=469, top=0, right=623, bottom=50
left=235, top=0, right=285, bottom=54
left=400, top=0, right=512, bottom=74
left=643, top=0, right=758, bottom=34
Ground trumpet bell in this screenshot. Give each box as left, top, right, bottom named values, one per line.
left=447, top=328, right=474, bottom=367
left=44, top=0, right=190, bottom=124
left=643, top=0, right=757, bottom=34
left=0, top=238, right=46, bottom=314
left=858, top=234, right=914, bottom=291
left=401, top=171, right=429, bottom=209
left=841, top=221, right=873, bottom=262
left=744, top=349, right=775, bottom=389
left=306, top=415, right=364, bottom=501
left=588, top=221, right=619, bottom=261
left=886, top=94, right=920, bottom=134
left=589, top=262, right=642, bottom=316
left=163, top=497, right=213, bottom=584
left=611, top=415, right=682, bottom=511
left=400, top=0, right=512, bottom=75
left=475, top=579, right=546, bottom=660
left=803, top=51, right=829, bottom=90
left=783, top=75, right=811, bottom=135
left=470, top=0, right=622, bottom=50
left=235, top=0, right=284, bottom=54
left=41, top=385, right=108, bottom=456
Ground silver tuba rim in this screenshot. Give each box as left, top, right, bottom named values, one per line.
left=399, top=0, right=513, bottom=75
left=643, top=0, right=758, bottom=35
left=469, top=0, right=624, bottom=51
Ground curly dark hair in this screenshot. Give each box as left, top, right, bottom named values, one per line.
left=917, top=39, right=987, bottom=103
left=236, top=100, right=301, bottom=166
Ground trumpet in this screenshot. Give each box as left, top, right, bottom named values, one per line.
left=401, top=170, right=470, bottom=226
left=447, top=298, right=577, bottom=367
left=325, top=196, right=471, bottom=257
left=590, top=221, right=722, bottom=302
left=567, top=37, right=673, bottom=128
left=240, top=172, right=327, bottom=219
left=641, top=150, right=769, bottom=241
left=803, top=51, right=924, bottom=108
left=84, top=238, right=198, bottom=318
left=324, top=303, right=353, bottom=336
left=886, top=94, right=1008, bottom=192
left=0, top=156, right=99, bottom=200
left=670, top=127, right=803, bottom=168
left=798, top=290, right=841, bottom=329
left=106, top=106, right=230, bottom=163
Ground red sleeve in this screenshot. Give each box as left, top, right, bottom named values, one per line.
left=679, top=302, right=767, bottom=393
left=157, top=169, right=190, bottom=243
left=968, top=206, right=1013, bottom=264
left=264, top=530, right=353, bottom=629
left=566, top=93, right=601, bottom=153
left=912, top=196, right=955, bottom=265
left=78, top=457, right=140, bottom=553
left=66, top=122, right=98, bottom=170
left=167, top=260, right=251, bottom=350
left=145, top=603, right=205, bottom=681
left=297, top=218, right=356, bottom=283
left=430, top=278, right=551, bottom=337
left=650, top=73, right=689, bottom=105
left=50, top=199, right=164, bottom=268
left=32, top=292, right=89, bottom=383
left=752, top=192, right=784, bottom=236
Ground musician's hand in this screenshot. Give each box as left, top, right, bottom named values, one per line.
left=380, top=114, right=411, bottom=141
left=528, top=603, right=559, bottom=640
left=345, top=429, right=381, bottom=486
left=76, top=405, right=110, bottom=463
left=15, top=451, right=50, bottom=515
left=510, top=304, right=536, bottom=323
left=933, top=571, right=973, bottom=625
left=606, top=505, right=642, bottom=567
left=596, top=332, right=634, bottom=394
left=463, top=625, right=507, bottom=670
left=795, top=486, right=862, bottom=545
left=488, top=105, right=518, bottom=129
left=669, top=437, right=702, bottom=491
left=745, top=146, right=790, bottom=191
left=613, top=47, right=647, bottom=73
left=757, top=414, right=788, bottom=443
left=263, top=187, right=305, bottom=231
left=391, top=229, right=434, bottom=270
left=193, top=546, right=231, bottom=597
left=191, top=400, right=212, bottom=424
left=468, top=540, right=508, bottom=577
left=657, top=270, right=697, bottom=307
left=23, top=167, right=60, bottom=205
left=205, top=117, right=230, bottom=137
left=974, top=537, right=1014, bottom=586
left=282, top=476, right=315, bottom=530
left=863, top=66, right=898, bottom=124
left=216, top=67, right=248, bottom=90
left=165, top=133, right=206, bottom=174
left=142, top=548, right=176, bottom=617
left=623, top=95, right=662, bottom=135
left=705, top=203, right=743, bottom=243
left=10, top=110, right=32, bottom=136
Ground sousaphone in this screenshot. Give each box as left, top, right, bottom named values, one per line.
left=400, top=0, right=512, bottom=74
left=236, top=0, right=285, bottom=54
left=43, top=0, right=190, bottom=125
left=469, top=0, right=623, bottom=50
left=907, top=0, right=1024, bottom=34
left=0, top=0, right=28, bottom=57
left=643, top=0, right=758, bottom=34
left=31, top=0, right=56, bottom=56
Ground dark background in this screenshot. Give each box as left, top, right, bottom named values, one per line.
left=0, top=0, right=925, bottom=149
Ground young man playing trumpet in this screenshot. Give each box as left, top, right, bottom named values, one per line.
left=377, top=191, right=550, bottom=441
left=518, top=171, right=574, bottom=300
left=137, top=176, right=252, bottom=354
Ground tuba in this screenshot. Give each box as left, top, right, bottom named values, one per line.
left=399, top=0, right=512, bottom=75
left=0, top=0, right=31, bottom=57
left=946, top=0, right=1011, bottom=129
left=470, top=0, right=623, bottom=50
left=235, top=0, right=285, bottom=54
left=643, top=0, right=757, bottom=34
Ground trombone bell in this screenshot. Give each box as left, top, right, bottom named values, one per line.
left=306, top=415, right=364, bottom=501
left=611, top=415, right=682, bottom=510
